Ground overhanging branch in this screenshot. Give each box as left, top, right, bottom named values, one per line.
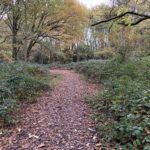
left=91, top=11, right=150, bottom=26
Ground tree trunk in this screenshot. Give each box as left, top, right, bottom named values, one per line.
left=11, top=0, right=20, bottom=61
left=12, top=14, right=18, bottom=60
left=26, top=45, right=32, bottom=62
left=26, top=40, right=36, bottom=61
left=12, top=32, right=18, bottom=60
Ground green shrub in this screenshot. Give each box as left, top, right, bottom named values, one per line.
left=94, top=49, right=115, bottom=59
left=75, top=58, right=150, bottom=149
left=0, top=62, right=50, bottom=125
left=6, top=75, right=49, bottom=100
left=73, top=59, right=119, bottom=83
left=0, top=83, right=17, bottom=124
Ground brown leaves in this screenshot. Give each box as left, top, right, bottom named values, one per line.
left=1, top=70, right=99, bottom=149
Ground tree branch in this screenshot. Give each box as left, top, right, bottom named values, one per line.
left=91, top=11, right=150, bottom=26
left=119, top=17, right=150, bottom=26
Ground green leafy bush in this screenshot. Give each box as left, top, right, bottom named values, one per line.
left=74, top=58, right=150, bottom=149
left=0, top=62, right=50, bottom=125
left=0, top=83, right=16, bottom=124
left=94, top=49, right=115, bottom=59
left=73, top=59, right=120, bottom=83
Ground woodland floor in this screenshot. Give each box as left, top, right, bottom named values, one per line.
left=0, top=70, right=99, bottom=150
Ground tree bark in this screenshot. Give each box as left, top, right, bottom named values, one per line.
left=11, top=0, right=21, bottom=60
left=91, top=11, right=150, bottom=27
left=12, top=12, right=18, bottom=60
left=12, top=33, right=18, bottom=60
left=26, top=40, right=36, bottom=61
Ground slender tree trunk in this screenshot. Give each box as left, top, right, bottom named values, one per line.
left=26, top=40, right=36, bottom=61
left=23, top=1, right=28, bottom=61
left=11, top=0, right=21, bottom=61
left=12, top=32, right=18, bottom=60
left=26, top=45, right=32, bottom=62
left=12, top=13, right=18, bottom=60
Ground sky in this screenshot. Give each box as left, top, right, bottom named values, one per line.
left=79, top=0, right=110, bottom=8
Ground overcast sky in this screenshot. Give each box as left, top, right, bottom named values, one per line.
left=79, top=0, right=110, bottom=8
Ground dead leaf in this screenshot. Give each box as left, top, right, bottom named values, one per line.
left=38, top=143, right=46, bottom=148
left=28, top=133, right=39, bottom=139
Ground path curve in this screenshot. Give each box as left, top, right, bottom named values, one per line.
left=1, top=70, right=98, bottom=150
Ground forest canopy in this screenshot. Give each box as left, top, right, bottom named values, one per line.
left=0, top=0, right=88, bottom=62
left=0, top=0, right=150, bottom=63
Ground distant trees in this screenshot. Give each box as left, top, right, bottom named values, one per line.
left=0, top=0, right=10, bottom=18
left=0, top=0, right=88, bottom=62
left=1, top=0, right=149, bottom=63
left=92, top=0, right=150, bottom=26
left=90, top=0, right=150, bottom=60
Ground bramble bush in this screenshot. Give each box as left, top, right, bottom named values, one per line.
left=0, top=62, right=50, bottom=125
left=73, top=58, right=150, bottom=149
left=94, top=49, right=115, bottom=60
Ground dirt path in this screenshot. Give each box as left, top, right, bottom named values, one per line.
left=1, top=70, right=98, bottom=150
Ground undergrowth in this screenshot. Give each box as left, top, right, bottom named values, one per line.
left=0, top=62, right=50, bottom=125
left=72, top=58, right=150, bottom=149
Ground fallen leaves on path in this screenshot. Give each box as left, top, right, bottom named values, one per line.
left=0, top=70, right=99, bottom=150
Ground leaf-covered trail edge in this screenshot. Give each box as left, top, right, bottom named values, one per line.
left=0, top=69, right=100, bottom=150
